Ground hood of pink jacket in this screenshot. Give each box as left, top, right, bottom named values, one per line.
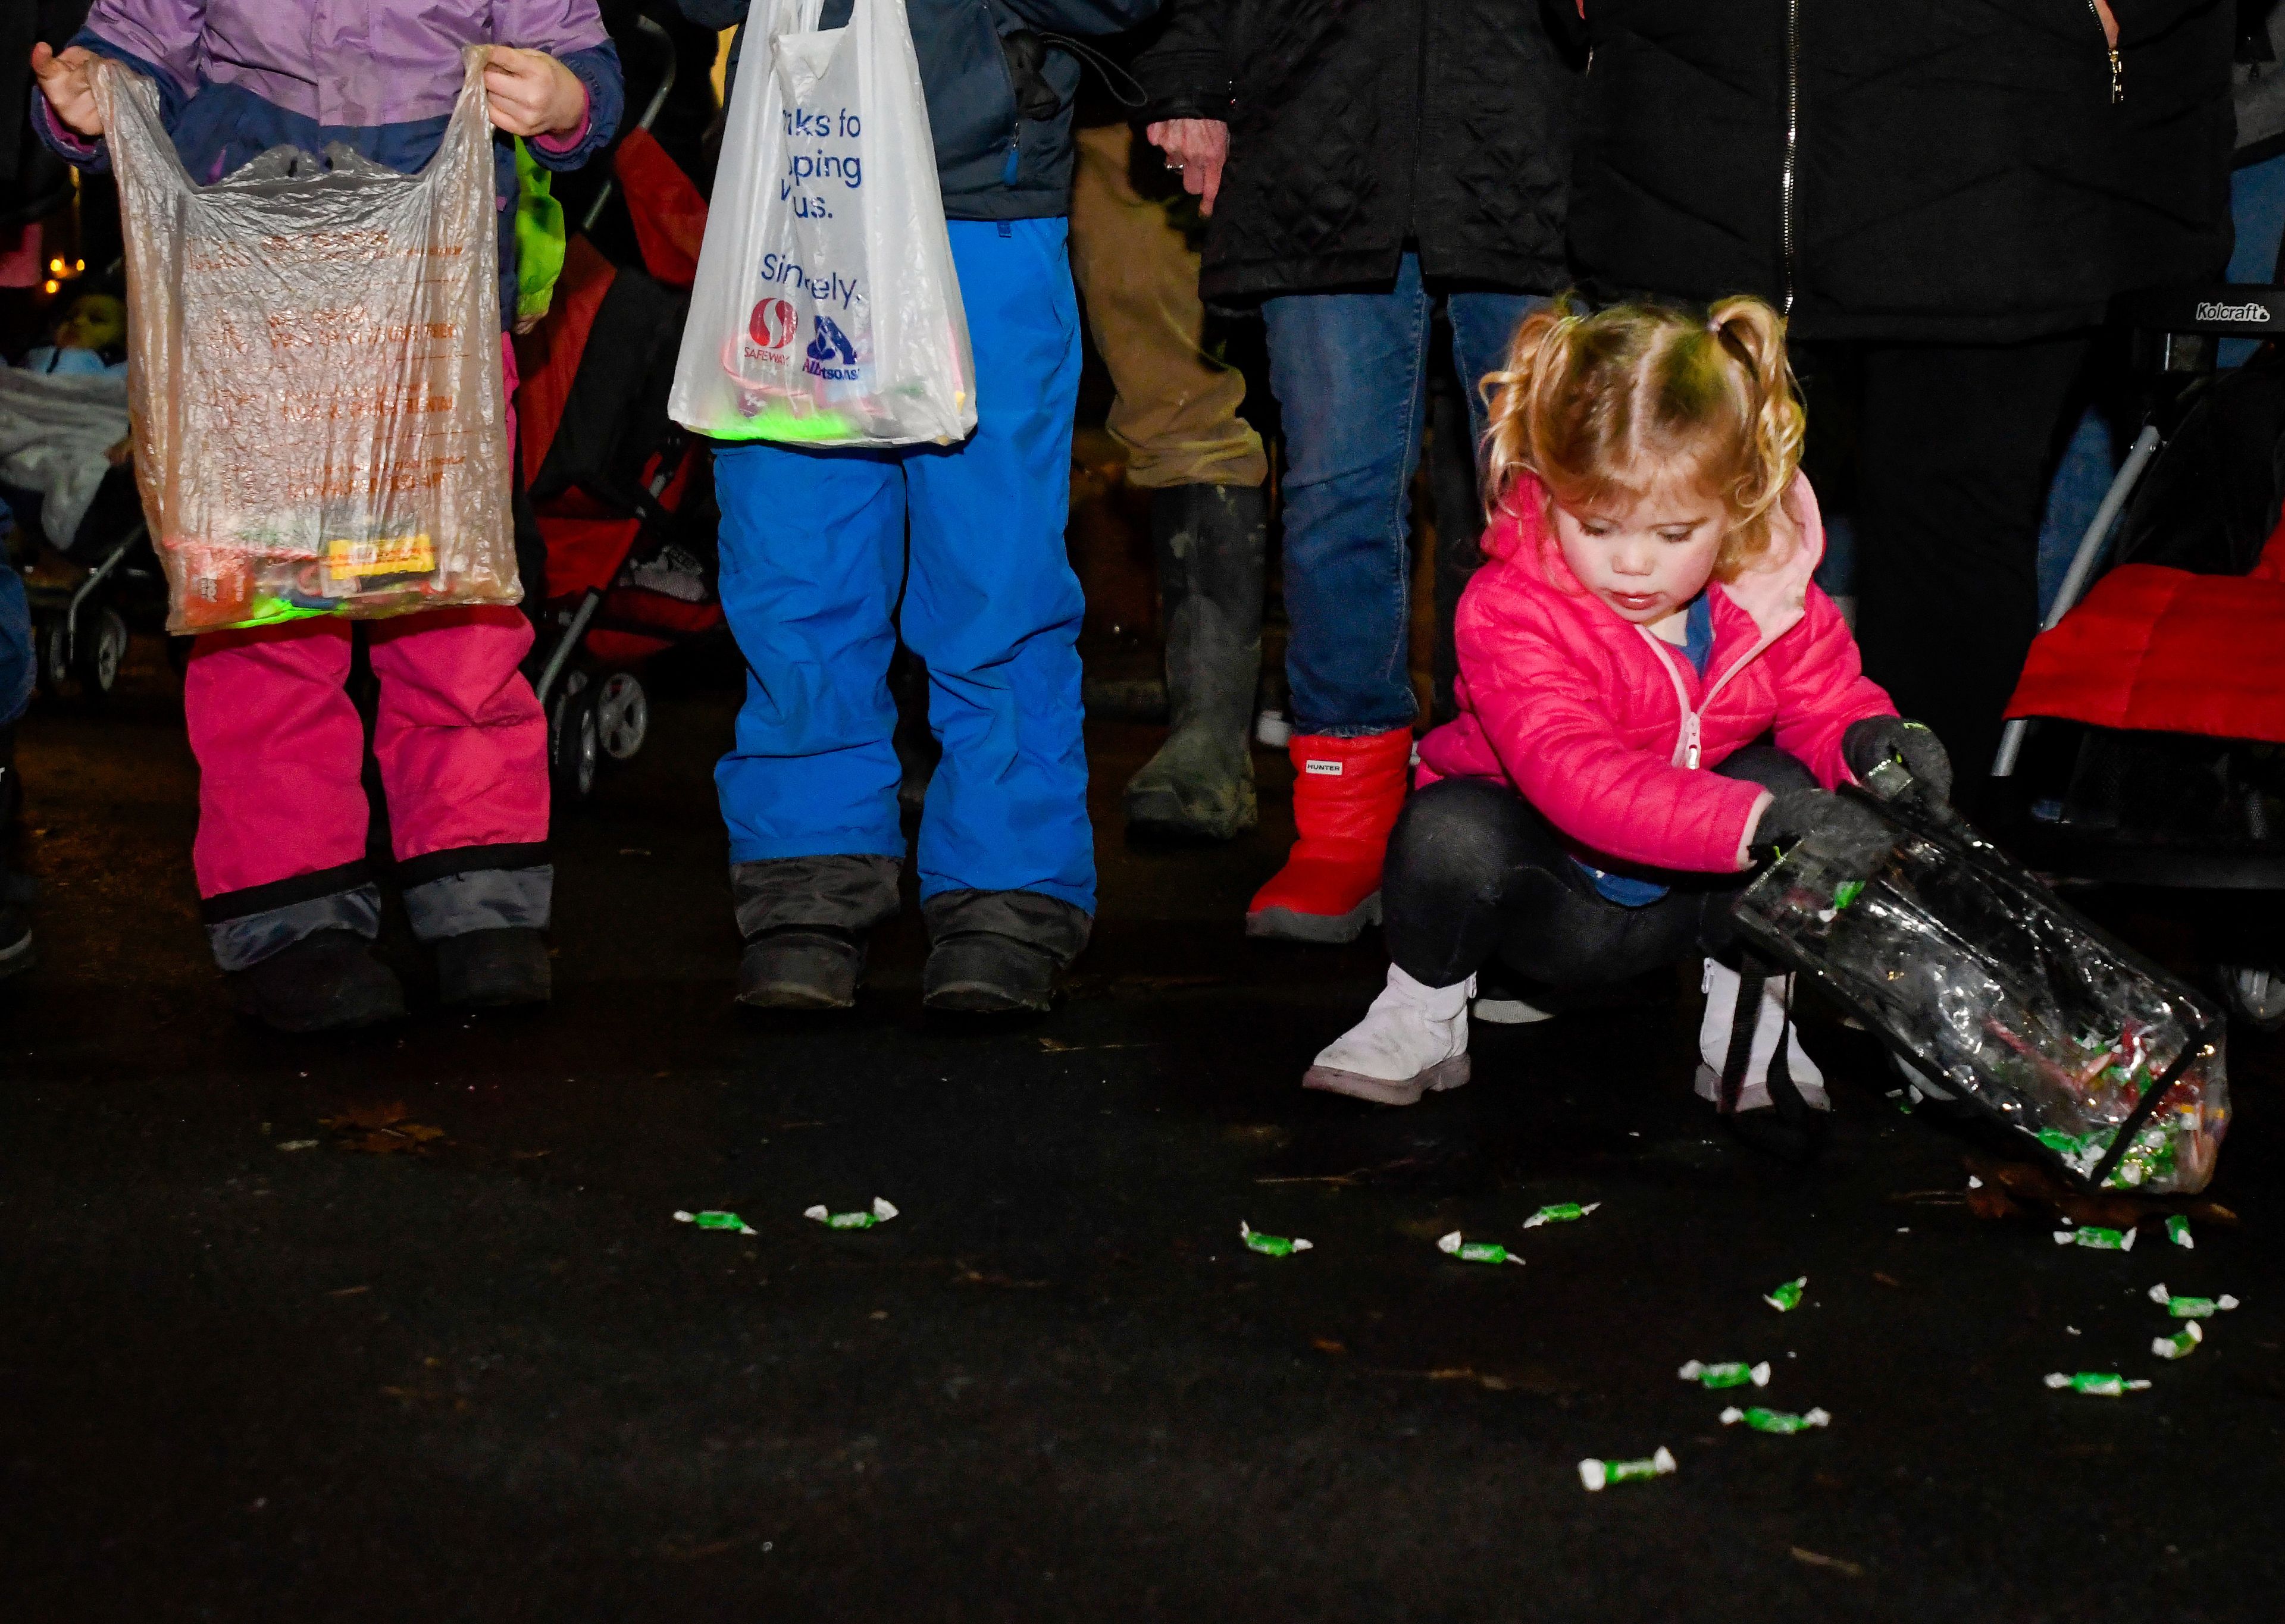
left=1479, top=469, right=1829, bottom=661
left=1419, top=471, right=1894, bottom=874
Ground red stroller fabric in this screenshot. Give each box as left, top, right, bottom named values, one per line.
left=613, top=127, right=705, bottom=290
left=2005, top=522, right=2285, bottom=744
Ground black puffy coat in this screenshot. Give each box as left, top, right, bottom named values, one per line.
left=1569, top=0, right=2237, bottom=343
left=1135, top=0, right=1583, bottom=302
left=683, top=0, right=1161, bottom=220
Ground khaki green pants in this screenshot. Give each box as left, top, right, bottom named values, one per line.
left=1068, top=124, right=1268, bottom=491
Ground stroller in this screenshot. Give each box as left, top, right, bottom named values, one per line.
left=0, top=366, right=169, bottom=700
left=513, top=24, right=722, bottom=802
left=1996, top=282, right=2285, bottom=1029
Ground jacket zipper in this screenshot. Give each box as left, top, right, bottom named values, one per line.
left=2088, top=1, right=2124, bottom=102
left=1780, top=0, right=1801, bottom=314
left=1639, top=622, right=1783, bottom=772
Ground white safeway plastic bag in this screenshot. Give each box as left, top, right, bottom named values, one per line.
left=669, top=0, right=975, bottom=447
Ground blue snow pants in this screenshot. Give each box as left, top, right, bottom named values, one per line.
left=712, top=217, right=1094, bottom=914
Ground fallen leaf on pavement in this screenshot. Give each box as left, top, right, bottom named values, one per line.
left=319, top=1103, right=447, bottom=1155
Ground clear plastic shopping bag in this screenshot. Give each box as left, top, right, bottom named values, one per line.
left=1732, top=782, right=2228, bottom=1193
left=92, top=49, right=517, bottom=635
left=668, top=0, right=975, bottom=447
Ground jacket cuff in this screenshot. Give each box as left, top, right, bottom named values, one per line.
left=1699, top=775, right=1771, bottom=873
left=1134, top=48, right=1229, bottom=124
left=33, top=93, right=110, bottom=173
left=525, top=43, right=622, bottom=171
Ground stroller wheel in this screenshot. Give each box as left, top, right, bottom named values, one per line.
left=549, top=684, right=600, bottom=801
left=594, top=672, right=649, bottom=761
left=2216, top=963, right=2285, bottom=1032
left=74, top=607, right=129, bottom=695
left=35, top=616, right=70, bottom=695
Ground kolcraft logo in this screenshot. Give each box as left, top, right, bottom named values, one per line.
left=748, top=297, right=797, bottom=350
left=2196, top=299, right=2274, bottom=325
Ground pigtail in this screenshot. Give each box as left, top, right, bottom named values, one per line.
left=1704, top=296, right=1805, bottom=569
left=1480, top=293, right=1586, bottom=520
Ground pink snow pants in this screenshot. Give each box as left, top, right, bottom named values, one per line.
left=185, top=606, right=550, bottom=967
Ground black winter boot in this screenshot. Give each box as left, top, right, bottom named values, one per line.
left=730, top=854, right=902, bottom=1012
left=436, top=927, right=553, bottom=1008
left=738, top=926, right=866, bottom=1010
left=227, top=930, right=407, bottom=1033
left=1124, top=484, right=1268, bottom=841
left=921, top=889, right=1091, bottom=1015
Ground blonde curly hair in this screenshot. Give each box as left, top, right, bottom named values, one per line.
left=1480, top=293, right=1806, bottom=581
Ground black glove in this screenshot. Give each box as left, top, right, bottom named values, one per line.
left=1843, top=716, right=1952, bottom=804
left=1752, top=786, right=1892, bottom=857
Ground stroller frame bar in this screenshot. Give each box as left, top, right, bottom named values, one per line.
left=1991, top=424, right=2162, bottom=777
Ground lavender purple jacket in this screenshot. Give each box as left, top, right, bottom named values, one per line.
left=35, top=1, right=625, bottom=327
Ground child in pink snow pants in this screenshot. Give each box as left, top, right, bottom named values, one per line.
left=33, top=2, right=624, bottom=1030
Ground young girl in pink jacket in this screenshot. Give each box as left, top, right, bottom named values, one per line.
left=1306, top=295, right=1952, bottom=1157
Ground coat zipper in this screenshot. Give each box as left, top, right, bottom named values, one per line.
left=1780, top=0, right=1801, bottom=314
left=2089, top=0, right=2124, bottom=102
left=1638, top=621, right=1783, bottom=772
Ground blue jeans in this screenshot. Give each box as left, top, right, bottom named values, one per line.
left=0, top=565, right=30, bottom=727
left=1263, top=257, right=1542, bottom=736
left=711, top=218, right=1095, bottom=914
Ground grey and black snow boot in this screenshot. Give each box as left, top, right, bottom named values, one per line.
left=921, top=888, right=1091, bottom=1015
left=732, top=854, right=902, bottom=1011
left=226, top=930, right=408, bottom=1033
left=436, top=926, right=552, bottom=1008
left=1124, top=483, right=1268, bottom=842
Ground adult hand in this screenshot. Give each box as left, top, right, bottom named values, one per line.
left=1144, top=118, right=1229, bottom=216
left=1749, top=786, right=1891, bottom=857
left=32, top=43, right=104, bottom=140
left=484, top=48, right=587, bottom=139
left=1842, top=716, right=1953, bottom=804
left=2092, top=0, right=2118, bottom=48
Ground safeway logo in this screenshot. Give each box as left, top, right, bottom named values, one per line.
left=748, top=298, right=797, bottom=349
left=2196, top=300, right=2274, bottom=325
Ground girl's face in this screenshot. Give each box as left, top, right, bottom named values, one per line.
left=1551, top=487, right=1724, bottom=626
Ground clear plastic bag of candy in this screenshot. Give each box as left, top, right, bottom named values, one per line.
left=93, top=51, right=517, bottom=635
left=1731, top=781, right=2228, bottom=1193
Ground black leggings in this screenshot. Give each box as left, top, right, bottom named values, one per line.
left=1382, top=747, right=1817, bottom=989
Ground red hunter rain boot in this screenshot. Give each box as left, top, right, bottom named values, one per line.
left=1245, top=728, right=1412, bottom=942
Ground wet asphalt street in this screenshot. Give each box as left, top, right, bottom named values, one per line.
left=7, top=648, right=2285, bottom=1623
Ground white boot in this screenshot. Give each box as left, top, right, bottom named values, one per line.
left=1304, top=965, right=1473, bottom=1106
left=1694, top=958, right=1829, bottom=1113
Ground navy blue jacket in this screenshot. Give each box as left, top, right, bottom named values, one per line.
left=679, top=0, right=1160, bottom=220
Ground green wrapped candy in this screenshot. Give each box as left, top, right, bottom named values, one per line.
left=675, top=1209, right=756, bottom=1236
left=1523, top=1202, right=1601, bottom=1228
left=1677, top=1360, right=1771, bottom=1390
left=2052, top=1224, right=2136, bottom=1252
left=1764, top=1275, right=1807, bottom=1312
left=1239, top=1222, right=1312, bottom=1257
left=2043, top=1372, right=2152, bottom=1396
left=2148, top=1284, right=2239, bottom=1319
left=805, top=1197, right=899, bottom=1230
left=1720, top=1405, right=1830, bottom=1434
left=2167, top=1215, right=2194, bottom=1249
left=2152, top=1323, right=2203, bottom=1360
left=1577, top=1446, right=1676, bottom=1491
left=1438, top=1231, right=1523, bottom=1266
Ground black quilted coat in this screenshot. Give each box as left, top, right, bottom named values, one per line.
left=1134, top=0, right=1583, bottom=302
left=1569, top=0, right=2236, bottom=343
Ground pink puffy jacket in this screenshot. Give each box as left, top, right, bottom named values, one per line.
left=1415, top=471, right=1895, bottom=875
